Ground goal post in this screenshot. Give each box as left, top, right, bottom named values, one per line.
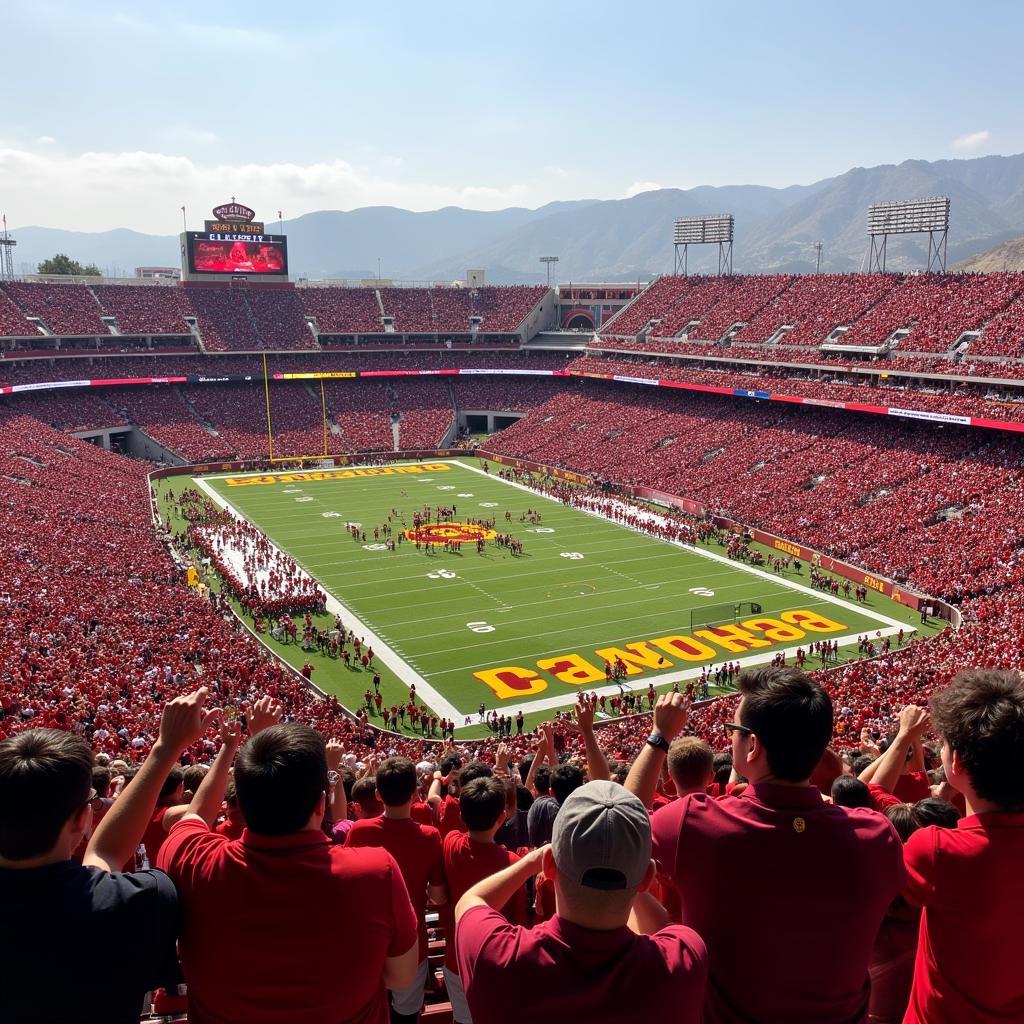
left=690, top=601, right=763, bottom=633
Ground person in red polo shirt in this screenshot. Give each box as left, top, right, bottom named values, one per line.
left=901, top=669, right=1024, bottom=1023
left=346, top=757, right=447, bottom=1024
left=629, top=668, right=905, bottom=1024
left=443, top=776, right=527, bottom=1024
left=455, top=780, right=706, bottom=1024
left=158, top=699, right=418, bottom=1024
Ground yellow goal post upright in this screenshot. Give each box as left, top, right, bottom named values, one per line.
left=262, top=353, right=334, bottom=466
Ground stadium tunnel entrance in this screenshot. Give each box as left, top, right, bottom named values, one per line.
left=560, top=307, right=596, bottom=330
left=459, top=411, right=524, bottom=434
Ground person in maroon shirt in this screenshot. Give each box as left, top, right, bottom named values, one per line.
left=158, top=698, right=418, bottom=1024
left=347, top=757, right=447, bottom=1024
left=901, top=669, right=1024, bottom=1023
left=455, top=780, right=707, bottom=1024
left=442, top=776, right=527, bottom=1024
left=628, top=668, right=905, bottom=1024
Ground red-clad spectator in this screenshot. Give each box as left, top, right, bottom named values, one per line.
left=455, top=780, right=708, bottom=1024
left=631, top=676, right=905, bottom=1024
left=157, top=697, right=419, bottom=1024
left=901, top=670, right=1024, bottom=1024
left=346, top=756, right=447, bottom=1024
left=441, top=776, right=528, bottom=1024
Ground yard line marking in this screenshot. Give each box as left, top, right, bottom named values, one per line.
left=193, top=475, right=461, bottom=721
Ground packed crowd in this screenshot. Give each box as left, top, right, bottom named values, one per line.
left=2, top=281, right=109, bottom=336
left=597, top=272, right=1024, bottom=359
left=3, top=661, right=1021, bottom=1024
left=3, top=358, right=1024, bottom=1020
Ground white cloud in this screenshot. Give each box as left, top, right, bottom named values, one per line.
left=544, top=165, right=573, bottom=179
left=0, top=147, right=533, bottom=232
left=624, top=181, right=663, bottom=198
left=36, top=135, right=56, bottom=145
left=951, top=130, right=990, bottom=152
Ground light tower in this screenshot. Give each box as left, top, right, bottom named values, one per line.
left=0, top=216, right=15, bottom=281
left=539, top=255, right=559, bottom=287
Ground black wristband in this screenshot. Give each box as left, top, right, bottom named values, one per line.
left=647, top=732, right=670, bottom=754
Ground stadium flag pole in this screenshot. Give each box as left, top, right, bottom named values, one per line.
left=320, top=379, right=328, bottom=456
left=262, top=352, right=274, bottom=461
left=181, top=205, right=186, bottom=232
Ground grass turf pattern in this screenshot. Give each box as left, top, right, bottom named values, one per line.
left=187, top=458, right=922, bottom=734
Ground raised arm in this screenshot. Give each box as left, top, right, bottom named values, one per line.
left=624, top=693, right=690, bottom=809
left=325, top=738, right=348, bottom=825
left=180, top=720, right=243, bottom=829
left=455, top=846, right=547, bottom=922
left=522, top=730, right=549, bottom=797
left=860, top=705, right=929, bottom=794
left=574, top=694, right=610, bottom=782
left=84, top=688, right=220, bottom=872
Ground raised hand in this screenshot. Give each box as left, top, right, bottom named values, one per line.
left=158, top=687, right=221, bottom=752
left=326, top=738, right=345, bottom=772
left=653, top=692, right=690, bottom=742
left=219, top=717, right=243, bottom=753
left=249, top=695, right=284, bottom=736
left=574, top=693, right=598, bottom=732
left=897, top=705, right=929, bottom=740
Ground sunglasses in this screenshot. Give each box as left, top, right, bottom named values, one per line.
left=79, top=788, right=100, bottom=812
left=723, top=722, right=754, bottom=738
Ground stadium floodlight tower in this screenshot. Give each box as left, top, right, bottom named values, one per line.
left=539, top=255, right=559, bottom=287
left=0, top=216, right=15, bottom=281
left=673, top=214, right=734, bottom=276
left=866, top=197, right=950, bottom=273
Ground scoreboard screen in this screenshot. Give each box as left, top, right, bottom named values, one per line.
left=185, top=232, right=288, bottom=276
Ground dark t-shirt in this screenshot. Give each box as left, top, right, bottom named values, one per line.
left=527, top=795, right=559, bottom=847
left=0, top=862, right=180, bottom=1024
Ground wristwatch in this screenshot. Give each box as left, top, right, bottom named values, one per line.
left=646, top=732, right=670, bottom=754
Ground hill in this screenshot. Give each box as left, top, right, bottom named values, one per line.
left=954, top=234, right=1024, bottom=271
left=11, top=153, right=1024, bottom=282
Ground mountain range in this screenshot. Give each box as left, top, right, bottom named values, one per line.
left=11, top=153, right=1024, bottom=282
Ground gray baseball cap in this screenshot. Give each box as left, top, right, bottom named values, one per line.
left=551, top=780, right=652, bottom=891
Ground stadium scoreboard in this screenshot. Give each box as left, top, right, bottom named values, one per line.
left=180, top=199, right=289, bottom=280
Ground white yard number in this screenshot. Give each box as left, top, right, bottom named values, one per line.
left=427, top=569, right=458, bottom=580
left=295, top=496, right=313, bottom=503
left=437, top=485, right=455, bottom=491
left=347, top=522, right=362, bottom=529
left=322, top=511, right=342, bottom=518
left=283, top=488, right=301, bottom=494
left=480, top=502, right=498, bottom=508
left=560, top=551, right=585, bottom=560
left=467, top=621, right=495, bottom=633
left=689, top=586, right=716, bottom=597
left=528, top=527, right=555, bottom=534
left=363, top=543, right=388, bottom=551
left=457, top=492, right=474, bottom=497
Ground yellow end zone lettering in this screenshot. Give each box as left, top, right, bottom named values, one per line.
left=476, top=610, right=849, bottom=700
left=222, top=463, right=451, bottom=486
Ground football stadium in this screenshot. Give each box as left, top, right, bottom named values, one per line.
left=3, top=7, right=1023, bottom=1024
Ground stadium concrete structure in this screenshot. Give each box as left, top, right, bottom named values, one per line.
left=6, top=209, right=1024, bottom=1016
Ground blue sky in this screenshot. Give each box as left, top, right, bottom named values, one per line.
left=2, top=1, right=1021, bottom=232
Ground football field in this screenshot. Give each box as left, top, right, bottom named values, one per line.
left=181, top=457, right=919, bottom=734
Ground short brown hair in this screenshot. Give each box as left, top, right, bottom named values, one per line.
left=0, top=729, right=93, bottom=860
left=375, top=757, right=417, bottom=807
left=234, top=723, right=328, bottom=835
left=667, top=737, right=713, bottom=791
left=460, top=777, right=507, bottom=831
left=931, top=669, right=1024, bottom=812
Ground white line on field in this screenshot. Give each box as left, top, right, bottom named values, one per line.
left=193, top=475, right=461, bottom=721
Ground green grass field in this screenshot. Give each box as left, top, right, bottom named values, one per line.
left=157, top=457, right=936, bottom=737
